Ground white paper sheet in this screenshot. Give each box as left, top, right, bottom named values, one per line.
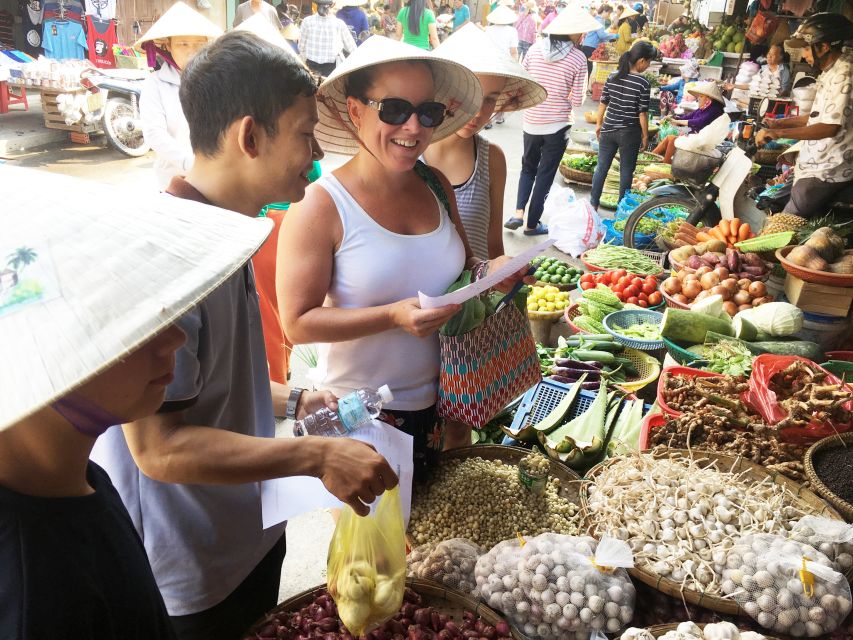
left=260, top=421, right=414, bottom=529
left=417, top=238, right=555, bottom=309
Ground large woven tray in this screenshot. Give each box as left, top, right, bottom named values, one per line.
left=805, top=432, right=853, bottom=522
left=580, top=449, right=844, bottom=616
left=243, top=578, right=521, bottom=639
left=645, top=623, right=781, bottom=639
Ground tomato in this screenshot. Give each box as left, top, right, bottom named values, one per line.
left=631, top=276, right=644, bottom=288
left=607, top=271, right=619, bottom=284
left=625, top=285, right=640, bottom=298
left=612, top=283, right=625, bottom=295
left=638, top=292, right=648, bottom=302
left=637, top=299, right=649, bottom=308
left=617, top=276, right=630, bottom=288
left=645, top=275, right=657, bottom=285
left=626, top=296, right=639, bottom=305
left=581, top=281, right=595, bottom=290
left=648, top=291, right=662, bottom=306
left=612, top=269, right=628, bottom=281
left=642, top=282, right=656, bottom=295
left=580, top=274, right=594, bottom=283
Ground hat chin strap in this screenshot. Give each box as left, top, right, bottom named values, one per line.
left=51, top=393, right=124, bottom=439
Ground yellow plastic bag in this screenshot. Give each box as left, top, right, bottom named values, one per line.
left=327, top=487, right=407, bottom=636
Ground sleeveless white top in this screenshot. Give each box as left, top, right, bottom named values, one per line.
left=312, top=174, right=467, bottom=411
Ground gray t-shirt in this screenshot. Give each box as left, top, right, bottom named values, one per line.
left=233, top=0, right=281, bottom=30
left=91, top=264, right=285, bottom=616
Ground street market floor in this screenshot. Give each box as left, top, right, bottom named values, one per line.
left=2, top=96, right=605, bottom=601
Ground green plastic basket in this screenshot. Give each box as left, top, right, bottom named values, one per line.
left=663, top=337, right=700, bottom=365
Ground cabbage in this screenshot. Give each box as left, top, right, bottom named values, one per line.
left=691, top=294, right=730, bottom=321
left=735, top=302, right=803, bottom=337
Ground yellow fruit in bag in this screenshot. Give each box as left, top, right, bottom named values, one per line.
left=328, top=487, right=407, bottom=636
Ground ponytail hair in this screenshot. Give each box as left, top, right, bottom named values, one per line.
left=615, top=40, right=658, bottom=79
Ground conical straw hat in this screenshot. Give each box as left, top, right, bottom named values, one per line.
left=616, top=4, right=640, bottom=20
left=135, top=1, right=223, bottom=48
left=687, top=81, right=725, bottom=105
left=315, top=35, right=482, bottom=155
left=0, top=166, right=272, bottom=430
left=434, top=23, right=546, bottom=112
left=235, top=13, right=302, bottom=62
left=486, top=5, right=517, bottom=24
left=543, top=2, right=604, bottom=35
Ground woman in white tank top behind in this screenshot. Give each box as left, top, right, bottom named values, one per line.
left=423, top=24, right=546, bottom=447
left=278, top=37, right=528, bottom=476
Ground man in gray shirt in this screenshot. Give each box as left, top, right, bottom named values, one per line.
left=92, top=32, right=397, bottom=640
left=233, top=0, right=281, bottom=30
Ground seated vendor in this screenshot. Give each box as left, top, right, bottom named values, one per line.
left=724, top=44, right=791, bottom=109
left=658, top=59, right=699, bottom=116
left=652, top=81, right=725, bottom=163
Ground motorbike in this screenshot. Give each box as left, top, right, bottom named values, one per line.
left=621, top=119, right=765, bottom=249
left=80, top=68, right=150, bottom=158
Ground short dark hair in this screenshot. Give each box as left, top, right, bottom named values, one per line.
left=598, top=3, right=612, bottom=12
left=180, top=31, right=318, bottom=157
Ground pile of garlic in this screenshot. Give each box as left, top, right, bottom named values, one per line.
left=788, top=515, right=853, bottom=573
left=473, top=534, right=634, bottom=640
left=407, top=538, right=483, bottom=594
left=721, top=534, right=852, bottom=637
left=586, top=453, right=812, bottom=595
left=621, top=621, right=766, bottom=639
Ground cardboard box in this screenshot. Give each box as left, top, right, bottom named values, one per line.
left=784, top=274, right=853, bottom=317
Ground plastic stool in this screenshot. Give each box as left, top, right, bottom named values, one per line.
left=0, top=82, right=28, bottom=114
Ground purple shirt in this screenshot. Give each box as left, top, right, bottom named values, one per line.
left=683, top=101, right=725, bottom=133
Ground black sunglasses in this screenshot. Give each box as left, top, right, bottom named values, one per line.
left=360, top=97, right=448, bottom=128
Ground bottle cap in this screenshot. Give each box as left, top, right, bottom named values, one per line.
left=378, top=384, right=394, bottom=403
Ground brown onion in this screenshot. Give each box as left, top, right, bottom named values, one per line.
left=682, top=280, right=702, bottom=299
left=732, top=290, right=752, bottom=306
left=738, top=304, right=753, bottom=312
left=713, top=266, right=730, bottom=280
left=748, top=281, right=767, bottom=298
left=737, top=278, right=751, bottom=289
left=673, top=293, right=689, bottom=304
left=722, top=301, right=739, bottom=316
left=752, top=296, right=771, bottom=306
left=662, top=277, right=681, bottom=295
left=710, top=284, right=732, bottom=301
left=700, top=272, right=720, bottom=290
left=696, top=265, right=713, bottom=276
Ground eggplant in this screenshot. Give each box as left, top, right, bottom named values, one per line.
left=554, top=358, right=603, bottom=370
left=550, top=366, right=602, bottom=380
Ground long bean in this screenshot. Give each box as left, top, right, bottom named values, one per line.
left=584, top=243, right=661, bottom=275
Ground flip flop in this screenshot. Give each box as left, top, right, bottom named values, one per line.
left=523, top=223, right=549, bottom=236
left=503, top=217, right=523, bottom=230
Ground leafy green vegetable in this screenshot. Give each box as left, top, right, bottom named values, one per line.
left=562, top=153, right=597, bottom=172
left=700, top=339, right=754, bottom=377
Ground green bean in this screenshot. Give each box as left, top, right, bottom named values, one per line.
left=584, top=243, right=661, bottom=275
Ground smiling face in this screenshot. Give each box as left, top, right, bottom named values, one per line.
left=457, top=74, right=507, bottom=139
left=347, top=61, right=439, bottom=172
left=72, top=324, right=186, bottom=422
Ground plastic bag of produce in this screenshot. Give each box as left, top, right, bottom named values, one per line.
left=721, top=533, right=852, bottom=637
left=789, top=516, right=853, bottom=573
left=473, top=533, right=635, bottom=640
left=742, top=355, right=853, bottom=443
left=407, top=538, right=484, bottom=594
left=545, top=189, right=605, bottom=258
left=328, top=487, right=407, bottom=636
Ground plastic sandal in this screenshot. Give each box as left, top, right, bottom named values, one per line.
left=523, top=223, right=549, bottom=236
left=503, top=217, right=523, bottom=230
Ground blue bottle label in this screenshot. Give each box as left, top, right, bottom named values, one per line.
left=338, top=392, right=369, bottom=431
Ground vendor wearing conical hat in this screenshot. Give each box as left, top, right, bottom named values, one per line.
left=614, top=3, right=639, bottom=55
left=653, top=81, right=725, bottom=162
left=279, top=37, right=529, bottom=473
left=137, top=1, right=222, bottom=190
left=0, top=165, right=272, bottom=640
left=485, top=5, right=520, bottom=60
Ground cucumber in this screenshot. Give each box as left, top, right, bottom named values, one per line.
left=661, top=308, right=734, bottom=344
left=746, top=340, right=825, bottom=362
left=572, top=350, right=617, bottom=364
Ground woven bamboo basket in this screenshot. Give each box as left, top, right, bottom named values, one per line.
left=579, top=449, right=845, bottom=616
left=243, top=578, right=521, bottom=639
left=659, top=287, right=691, bottom=309
left=754, top=148, right=785, bottom=165
left=805, top=432, right=853, bottom=522
left=559, top=163, right=594, bottom=184
left=645, top=623, right=781, bottom=639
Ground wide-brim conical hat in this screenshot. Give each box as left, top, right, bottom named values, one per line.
left=315, top=35, right=482, bottom=155
left=544, top=3, right=604, bottom=35
left=434, top=23, right=546, bottom=112
left=688, top=81, right=725, bottom=105
left=0, top=166, right=272, bottom=430
left=616, top=5, right=640, bottom=20
left=135, top=1, right=223, bottom=48
left=234, top=13, right=302, bottom=62
left=486, top=5, right=517, bottom=24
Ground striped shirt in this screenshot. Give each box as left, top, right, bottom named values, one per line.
left=522, top=40, right=588, bottom=130
left=601, top=72, right=650, bottom=132
left=452, top=135, right=491, bottom=260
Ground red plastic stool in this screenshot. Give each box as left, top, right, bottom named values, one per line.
left=0, top=81, right=28, bottom=114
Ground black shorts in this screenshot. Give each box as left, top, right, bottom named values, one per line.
left=378, top=405, right=444, bottom=481
left=787, top=177, right=853, bottom=219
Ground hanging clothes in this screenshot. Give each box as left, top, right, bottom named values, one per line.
left=43, top=0, right=84, bottom=22
left=42, top=18, right=87, bottom=59
left=18, top=0, right=44, bottom=55
left=85, top=15, right=116, bottom=67
left=84, top=0, right=115, bottom=20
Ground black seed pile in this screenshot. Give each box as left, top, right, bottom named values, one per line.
left=813, top=445, right=853, bottom=505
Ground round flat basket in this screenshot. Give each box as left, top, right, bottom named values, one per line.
left=602, top=309, right=665, bottom=351
left=644, top=623, right=781, bottom=639
left=564, top=302, right=591, bottom=334
left=441, top=445, right=582, bottom=490
left=528, top=308, right=564, bottom=322
left=618, top=346, right=661, bottom=393
left=804, top=432, right=853, bottom=522
left=776, top=247, right=853, bottom=287
left=580, top=252, right=666, bottom=278
left=243, top=578, right=521, bottom=639
left=659, top=288, right=691, bottom=309
left=534, top=279, right=578, bottom=292
left=559, top=163, right=594, bottom=184
left=580, top=449, right=845, bottom=616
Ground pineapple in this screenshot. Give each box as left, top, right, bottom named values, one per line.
left=761, top=213, right=807, bottom=235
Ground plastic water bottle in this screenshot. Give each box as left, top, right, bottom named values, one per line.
left=292, top=385, right=394, bottom=437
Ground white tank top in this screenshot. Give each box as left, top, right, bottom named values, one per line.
left=313, top=174, right=467, bottom=411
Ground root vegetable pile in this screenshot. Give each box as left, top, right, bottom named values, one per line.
left=586, top=453, right=816, bottom=596
left=245, top=588, right=515, bottom=640
left=768, top=360, right=853, bottom=431
left=409, top=457, right=580, bottom=548
left=649, top=409, right=807, bottom=483
left=660, top=373, right=756, bottom=423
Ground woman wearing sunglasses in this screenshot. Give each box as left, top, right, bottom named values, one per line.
left=278, top=37, right=524, bottom=474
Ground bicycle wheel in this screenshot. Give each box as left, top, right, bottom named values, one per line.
left=621, top=197, right=698, bottom=250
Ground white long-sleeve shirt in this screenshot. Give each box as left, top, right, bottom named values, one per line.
left=140, top=64, right=194, bottom=191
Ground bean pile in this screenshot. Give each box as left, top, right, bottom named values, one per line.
left=813, top=445, right=853, bottom=504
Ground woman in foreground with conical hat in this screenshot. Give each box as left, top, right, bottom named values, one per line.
left=426, top=23, right=545, bottom=261
left=138, top=1, right=222, bottom=191
left=0, top=166, right=272, bottom=639
left=278, top=36, right=527, bottom=475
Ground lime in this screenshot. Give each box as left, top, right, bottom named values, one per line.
left=534, top=270, right=545, bottom=280
left=561, top=275, right=572, bottom=284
